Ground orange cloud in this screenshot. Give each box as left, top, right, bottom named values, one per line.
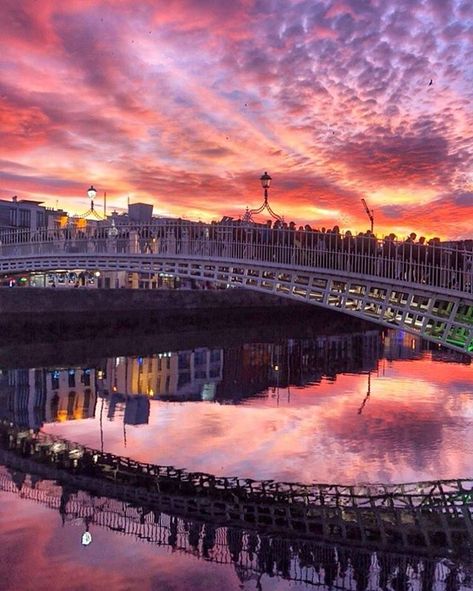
left=0, top=0, right=471, bottom=238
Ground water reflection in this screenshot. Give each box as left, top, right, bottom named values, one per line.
left=1, top=327, right=472, bottom=485
left=1, top=321, right=473, bottom=590
left=2, top=463, right=473, bottom=591
left=0, top=329, right=384, bottom=430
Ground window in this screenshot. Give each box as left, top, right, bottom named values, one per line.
left=194, top=350, right=207, bottom=366
left=178, top=352, right=191, bottom=370
left=67, top=391, right=76, bottom=416
left=51, top=371, right=60, bottom=390
left=37, top=211, right=46, bottom=228
left=82, top=369, right=91, bottom=387
left=210, top=350, right=221, bottom=363
left=9, top=208, right=17, bottom=226
left=18, top=209, right=31, bottom=228
left=177, top=372, right=191, bottom=388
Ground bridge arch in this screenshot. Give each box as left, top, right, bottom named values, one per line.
left=1, top=221, right=473, bottom=355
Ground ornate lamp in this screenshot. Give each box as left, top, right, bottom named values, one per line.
left=108, top=219, right=119, bottom=238
left=242, top=171, right=282, bottom=223
left=81, top=185, right=104, bottom=219
left=260, top=171, right=272, bottom=201
left=87, top=185, right=97, bottom=204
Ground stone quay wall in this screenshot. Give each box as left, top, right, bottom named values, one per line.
left=0, top=287, right=305, bottom=316
left=0, top=288, right=321, bottom=339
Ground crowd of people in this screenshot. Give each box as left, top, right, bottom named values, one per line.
left=141, top=219, right=470, bottom=292
left=1, top=218, right=471, bottom=292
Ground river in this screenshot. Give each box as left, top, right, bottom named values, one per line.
left=1, top=314, right=472, bottom=590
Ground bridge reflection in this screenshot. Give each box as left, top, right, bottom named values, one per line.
left=2, top=450, right=473, bottom=590
left=3, top=420, right=473, bottom=560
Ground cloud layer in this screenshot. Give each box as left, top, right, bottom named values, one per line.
left=0, top=0, right=472, bottom=238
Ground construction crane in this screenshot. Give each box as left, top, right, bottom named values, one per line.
left=361, top=198, right=374, bottom=234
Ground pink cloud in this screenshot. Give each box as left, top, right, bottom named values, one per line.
left=0, top=0, right=471, bottom=238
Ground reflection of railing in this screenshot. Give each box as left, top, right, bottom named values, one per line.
left=0, top=222, right=472, bottom=295
left=1, top=465, right=472, bottom=591
left=2, top=420, right=473, bottom=556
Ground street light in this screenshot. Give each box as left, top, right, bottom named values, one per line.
left=260, top=171, right=272, bottom=203
left=108, top=219, right=119, bottom=238
left=87, top=185, right=97, bottom=203
left=243, top=171, right=282, bottom=223
left=81, top=185, right=103, bottom=219
left=81, top=531, right=92, bottom=546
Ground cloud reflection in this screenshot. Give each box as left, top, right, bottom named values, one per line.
left=46, top=356, right=473, bottom=486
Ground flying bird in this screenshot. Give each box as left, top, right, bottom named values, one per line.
left=428, top=79, right=433, bottom=86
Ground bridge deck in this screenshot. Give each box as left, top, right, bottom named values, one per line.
left=1, top=222, right=473, bottom=354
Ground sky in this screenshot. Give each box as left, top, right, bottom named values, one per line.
left=0, top=0, right=472, bottom=239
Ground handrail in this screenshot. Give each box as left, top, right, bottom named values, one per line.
left=0, top=221, right=472, bottom=296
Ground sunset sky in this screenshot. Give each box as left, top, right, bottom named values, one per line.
left=1, top=0, right=472, bottom=238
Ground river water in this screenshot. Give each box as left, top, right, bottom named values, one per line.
left=1, top=316, right=473, bottom=590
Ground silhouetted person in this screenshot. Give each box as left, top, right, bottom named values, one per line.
left=247, top=532, right=259, bottom=561
left=188, top=521, right=202, bottom=550
left=391, top=560, right=409, bottom=591
left=401, top=232, right=417, bottom=280
left=445, top=566, right=460, bottom=591
left=168, top=516, right=178, bottom=548
left=323, top=547, right=338, bottom=587
left=227, top=527, right=243, bottom=563
left=257, top=536, right=274, bottom=576
left=202, top=524, right=216, bottom=558
left=421, top=558, right=436, bottom=591
left=273, top=538, right=291, bottom=579
left=352, top=551, right=371, bottom=591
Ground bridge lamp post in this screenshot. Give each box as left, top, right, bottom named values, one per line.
left=81, top=530, right=92, bottom=546
left=108, top=221, right=119, bottom=286
left=260, top=172, right=272, bottom=205
left=87, top=185, right=97, bottom=212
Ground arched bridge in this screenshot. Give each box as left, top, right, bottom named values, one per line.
left=3, top=420, right=473, bottom=558
left=2, top=222, right=473, bottom=354
left=2, top=465, right=470, bottom=591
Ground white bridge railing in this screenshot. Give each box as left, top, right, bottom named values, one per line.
left=0, top=222, right=472, bottom=296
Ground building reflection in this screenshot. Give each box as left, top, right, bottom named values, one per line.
left=100, top=348, right=223, bottom=403
left=217, top=331, right=382, bottom=402
left=0, top=367, right=96, bottom=428
left=383, top=330, right=471, bottom=364
left=0, top=328, right=469, bottom=430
